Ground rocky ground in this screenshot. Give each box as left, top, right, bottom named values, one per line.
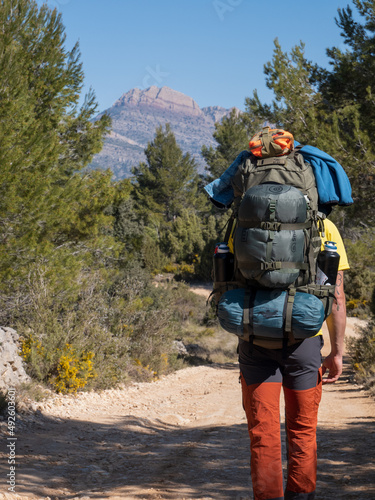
left=0, top=307, right=374, bottom=499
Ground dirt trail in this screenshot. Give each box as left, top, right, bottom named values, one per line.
left=0, top=303, right=374, bottom=499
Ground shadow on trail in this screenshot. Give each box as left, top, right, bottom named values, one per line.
left=1, top=414, right=252, bottom=499
left=316, top=420, right=375, bottom=499
left=0, top=408, right=374, bottom=499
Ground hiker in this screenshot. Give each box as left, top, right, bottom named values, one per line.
left=205, top=127, right=353, bottom=500
left=239, top=217, right=349, bottom=500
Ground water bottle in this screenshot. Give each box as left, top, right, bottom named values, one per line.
left=316, top=241, right=340, bottom=286
left=213, top=243, right=234, bottom=282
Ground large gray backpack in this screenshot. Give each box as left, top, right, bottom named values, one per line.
left=231, top=149, right=321, bottom=289
left=213, top=147, right=335, bottom=348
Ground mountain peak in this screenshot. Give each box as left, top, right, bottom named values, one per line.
left=92, top=86, right=237, bottom=179
left=114, top=86, right=203, bottom=117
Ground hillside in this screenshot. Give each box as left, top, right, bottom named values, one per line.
left=90, top=86, right=237, bottom=179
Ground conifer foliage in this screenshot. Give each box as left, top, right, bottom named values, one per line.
left=0, top=0, right=112, bottom=279
left=132, top=123, right=218, bottom=274
left=202, top=108, right=250, bottom=181
left=132, top=124, right=199, bottom=223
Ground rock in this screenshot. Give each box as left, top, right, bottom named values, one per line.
left=115, top=85, right=203, bottom=117
left=172, top=340, right=189, bottom=356
left=0, top=326, right=31, bottom=393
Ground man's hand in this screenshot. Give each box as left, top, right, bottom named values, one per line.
left=322, top=352, right=343, bottom=384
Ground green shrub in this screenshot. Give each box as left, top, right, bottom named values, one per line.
left=344, top=236, right=375, bottom=318
left=346, top=318, right=375, bottom=396
left=14, top=259, right=187, bottom=390
left=163, top=262, right=195, bottom=281
left=142, top=232, right=168, bottom=274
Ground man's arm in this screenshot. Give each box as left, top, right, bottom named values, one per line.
left=322, top=270, right=347, bottom=384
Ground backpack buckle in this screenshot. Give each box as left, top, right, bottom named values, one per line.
left=261, top=221, right=281, bottom=231
left=261, top=261, right=282, bottom=271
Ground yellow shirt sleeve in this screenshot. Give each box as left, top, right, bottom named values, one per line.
left=321, top=219, right=350, bottom=271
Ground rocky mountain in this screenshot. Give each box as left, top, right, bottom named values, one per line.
left=90, top=86, right=237, bottom=179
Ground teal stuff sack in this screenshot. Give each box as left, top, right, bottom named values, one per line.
left=217, top=288, right=325, bottom=341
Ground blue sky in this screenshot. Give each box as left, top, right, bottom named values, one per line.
left=37, top=0, right=356, bottom=113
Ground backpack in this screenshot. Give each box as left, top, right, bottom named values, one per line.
left=211, top=128, right=336, bottom=348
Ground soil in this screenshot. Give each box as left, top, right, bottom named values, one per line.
left=0, top=286, right=374, bottom=500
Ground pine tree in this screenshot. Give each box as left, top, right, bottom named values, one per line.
left=243, top=36, right=375, bottom=228
left=239, top=14, right=375, bottom=312
left=0, top=0, right=113, bottom=287
left=201, top=108, right=250, bottom=181
left=0, top=0, right=120, bottom=306
left=316, top=1, right=375, bottom=134
left=312, top=1, right=375, bottom=224
left=199, top=3, right=375, bottom=314
left=244, top=40, right=330, bottom=147
left=132, top=124, right=220, bottom=270
left=132, top=123, right=200, bottom=223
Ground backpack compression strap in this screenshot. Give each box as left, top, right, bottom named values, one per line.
left=237, top=211, right=310, bottom=273
left=238, top=218, right=310, bottom=272
left=282, top=288, right=297, bottom=356
left=243, top=288, right=256, bottom=343
left=238, top=220, right=312, bottom=231
left=239, top=261, right=309, bottom=271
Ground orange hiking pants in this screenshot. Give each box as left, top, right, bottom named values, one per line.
left=239, top=336, right=323, bottom=500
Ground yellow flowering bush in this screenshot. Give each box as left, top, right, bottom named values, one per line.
left=134, top=358, right=158, bottom=381
left=162, top=263, right=179, bottom=274
left=20, top=334, right=45, bottom=362
left=160, top=352, right=169, bottom=370
left=162, top=262, right=194, bottom=276
left=122, top=324, right=134, bottom=337
left=346, top=299, right=368, bottom=318
left=21, top=336, right=96, bottom=394
left=52, top=344, right=97, bottom=393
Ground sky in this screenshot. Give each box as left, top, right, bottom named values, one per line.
left=36, top=0, right=357, bottom=114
